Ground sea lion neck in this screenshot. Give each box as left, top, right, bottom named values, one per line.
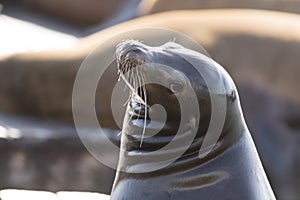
left=117, top=92, right=246, bottom=175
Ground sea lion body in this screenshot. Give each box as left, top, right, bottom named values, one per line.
left=139, top=0, right=300, bottom=16
left=111, top=40, right=275, bottom=199
left=24, top=0, right=124, bottom=26
left=112, top=134, right=270, bottom=199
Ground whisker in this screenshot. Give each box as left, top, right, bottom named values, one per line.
left=126, top=69, right=135, bottom=127
left=136, top=67, right=143, bottom=121
left=140, top=71, right=147, bottom=147
left=117, top=130, right=123, bottom=136
left=119, top=73, right=146, bottom=105
left=117, top=55, right=150, bottom=141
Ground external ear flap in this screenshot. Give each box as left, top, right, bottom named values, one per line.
left=170, top=82, right=184, bottom=93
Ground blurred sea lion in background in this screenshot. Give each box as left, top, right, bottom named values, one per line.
left=1, top=10, right=300, bottom=199
left=1, top=0, right=141, bottom=36
left=1, top=10, right=299, bottom=124
left=10, top=0, right=300, bottom=27
left=23, top=0, right=136, bottom=26
left=139, top=0, right=300, bottom=15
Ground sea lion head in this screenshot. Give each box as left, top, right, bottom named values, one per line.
left=115, top=39, right=245, bottom=173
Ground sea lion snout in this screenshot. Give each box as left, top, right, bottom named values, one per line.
left=116, top=40, right=150, bottom=74
left=124, top=47, right=146, bottom=59
left=125, top=47, right=148, bottom=66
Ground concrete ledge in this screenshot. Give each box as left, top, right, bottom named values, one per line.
left=0, top=113, right=119, bottom=193
left=0, top=189, right=110, bottom=200
left=0, top=189, right=59, bottom=200
left=57, top=191, right=110, bottom=200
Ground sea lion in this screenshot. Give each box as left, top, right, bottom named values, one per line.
left=110, top=40, right=275, bottom=199
left=139, top=0, right=300, bottom=15
left=23, top=0, right=124, bottom=26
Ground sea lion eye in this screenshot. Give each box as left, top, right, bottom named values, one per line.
left=170, top=82, right=184, bottom=93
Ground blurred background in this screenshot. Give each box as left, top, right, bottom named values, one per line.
left=0, top=0, right=300, bottom=199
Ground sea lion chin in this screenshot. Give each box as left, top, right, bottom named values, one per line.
left=110, top=40, right=275, bottom=199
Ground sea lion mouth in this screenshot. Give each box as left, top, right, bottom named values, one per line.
left=116, top=40, right=150, bottom=123
left=127, top=99, right=150, bottom=123
left=116, top=40, right=171, bottom=147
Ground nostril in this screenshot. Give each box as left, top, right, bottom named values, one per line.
left=125, top=48, right=145, bottom=60
left=125, top=51, right=136, bottom=59
left=131, top=48, right=143, bottom=54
